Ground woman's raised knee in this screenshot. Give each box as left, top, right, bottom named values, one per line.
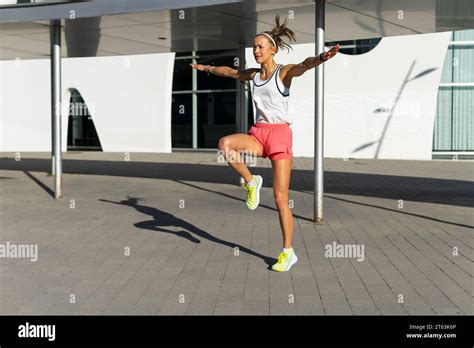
left=218, top=137, right=231, bottom=151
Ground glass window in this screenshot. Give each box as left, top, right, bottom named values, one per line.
left=173, top=59, right=193, bottom=91
left=440, top=47, right=453, bottom=83
left=197, top=54, right=239, bottom=90
left=66, top=89, right=102, bottom=150
left=434, top=86, right=474, bottom=151
left=171, top=94, right=193, bottom=148
left=325, top=37, right=381, bottom=55
left=454, top=30, right=474, bottom=41
left=433, top=87, right=453, bottom=151
left=452, top=46, right=474, bottom=83
left=434, top=29, right=474, bottom=152
left=452, top=86, right=474, bottom=150
left=172, top=49, right=240, bottom=149
left=197, top=92, right=236, bottom=148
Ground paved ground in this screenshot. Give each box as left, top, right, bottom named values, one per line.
left=0, top=151, right=473, bottom=315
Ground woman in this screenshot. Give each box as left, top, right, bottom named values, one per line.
left=191, top=15, right=340, bottom=272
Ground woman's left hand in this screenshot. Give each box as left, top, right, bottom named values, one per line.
left=323, top=43, right=340, bottom=60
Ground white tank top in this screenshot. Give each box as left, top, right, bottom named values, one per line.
left=252, top=63, right=292, bottom=125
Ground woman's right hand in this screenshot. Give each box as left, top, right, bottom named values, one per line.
left=189, top=64, right=209, bottom=72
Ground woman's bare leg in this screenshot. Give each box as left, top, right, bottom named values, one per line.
left=218, top=134, right=264, bottom=183
left=271, top=159, right=293, bottom=248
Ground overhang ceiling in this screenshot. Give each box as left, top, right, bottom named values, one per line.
left=0, top=0, right=473, bottom=60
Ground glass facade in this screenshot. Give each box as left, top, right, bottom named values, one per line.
left=433, top=30, right=474, bottom=152
left=66, top=89, right=102, bottom=151
left=172, top=49, right=253, bottom=149
left=325, top=38, right=382, bottom=55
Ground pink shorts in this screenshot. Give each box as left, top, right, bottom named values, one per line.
left=248, top=123, right=293, bottom=160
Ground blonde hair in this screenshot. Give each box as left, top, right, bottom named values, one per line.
left=258, top=15, right=296, bottom=53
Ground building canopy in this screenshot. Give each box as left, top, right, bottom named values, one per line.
left=0, top=0, right=473, bottom=60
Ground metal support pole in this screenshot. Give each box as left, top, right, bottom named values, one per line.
left=314, top=0, right=325, bottom=223
left=50, top=20, right=63, bottom=199
left=238, top=42, right=247, bottom=133
left=191, top=50, right=198, bottom=149
left=236, top=64, right=241, bottom=132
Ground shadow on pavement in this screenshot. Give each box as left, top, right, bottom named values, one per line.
left=1, top=158, right=470, bottom=208
left=98, top=196, right=277, bottom=268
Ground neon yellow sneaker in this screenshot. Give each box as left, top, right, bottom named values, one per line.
left=241, top=175, right=263, bottom=210
left=272, top=250, right=298, bottom=272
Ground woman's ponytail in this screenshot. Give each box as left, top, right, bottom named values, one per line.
left=262, top=15, right=296, bottom=53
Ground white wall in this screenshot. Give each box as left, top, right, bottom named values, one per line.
left=246, top=32, right=452, bottom=160
left=0, top=52, right=174, bottom=152
left=1, top=32, right=451, bottom=160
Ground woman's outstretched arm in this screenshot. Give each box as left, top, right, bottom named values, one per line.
left=284, top=43, right=340, bottom=79
left=190, top=64, right=259, bottom=81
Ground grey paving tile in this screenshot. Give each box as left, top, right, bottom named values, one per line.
left=1, top=152, right=472, bottom=315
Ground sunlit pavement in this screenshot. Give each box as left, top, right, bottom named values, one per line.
left=0, top=152, right=472, bottom=315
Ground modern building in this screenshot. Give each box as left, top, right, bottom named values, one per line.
left=434, top=29, right=474, bottom=156
left=1, top=0, right=473, bottom=160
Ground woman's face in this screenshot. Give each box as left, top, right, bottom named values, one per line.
left=253, top=35, right=276, bottom=64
